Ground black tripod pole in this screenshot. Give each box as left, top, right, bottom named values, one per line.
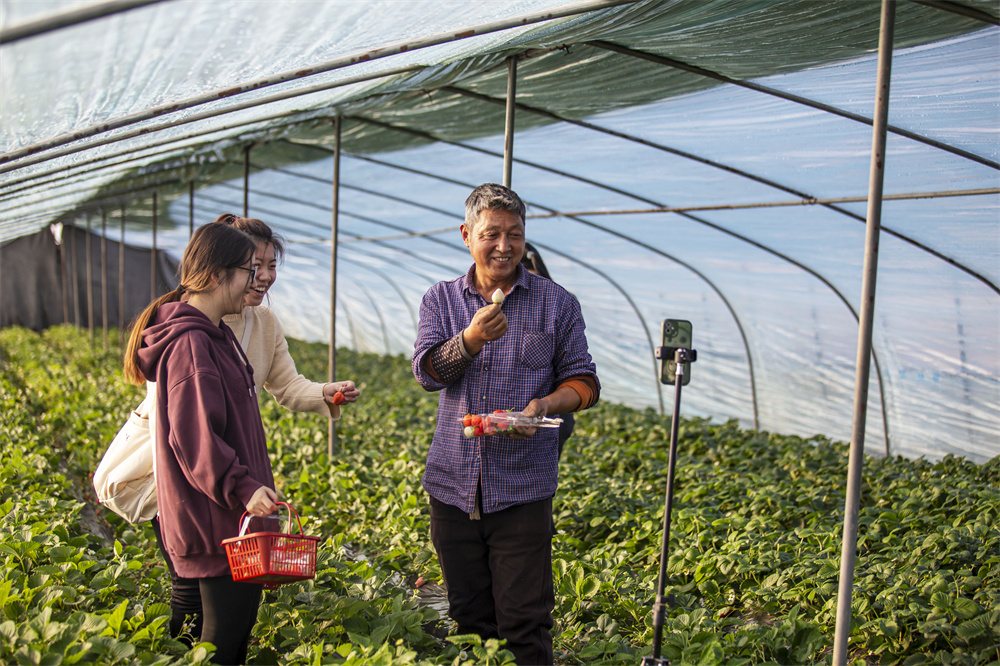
left=644, top=351, right=686, bottom=666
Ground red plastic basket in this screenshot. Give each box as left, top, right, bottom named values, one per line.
left=222, top=502, right=320, bottom=588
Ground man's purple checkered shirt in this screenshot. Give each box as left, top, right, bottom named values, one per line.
left=413, top=264, right=599, bottom=515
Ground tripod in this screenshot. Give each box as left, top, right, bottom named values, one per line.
left=642, top=345, right=696, bottom=666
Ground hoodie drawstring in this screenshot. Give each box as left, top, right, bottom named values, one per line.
left=226, top=327, right=256, bottom=397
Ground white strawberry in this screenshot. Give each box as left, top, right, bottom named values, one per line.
left=492, top=288, right=505, bottom=305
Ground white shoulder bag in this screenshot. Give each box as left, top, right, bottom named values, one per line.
left=93, top=391, right=157, bottom=523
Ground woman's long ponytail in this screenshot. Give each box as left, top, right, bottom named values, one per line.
left=122, top=288, right=183, bottom=385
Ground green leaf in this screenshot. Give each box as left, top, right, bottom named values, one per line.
left=108, top=639, right=136, bottom=661
left=369, top=624, right=390, bottom=646
left=102, top=600, right=128, bottom=637
left=951, top=598, right=980, bottom=620
left=184, top=644, right=214, bottom=664
left=698, top=578, right=720, bottom=597
left=446, top=633, right=483, bottom=647
left=0, top=620, right=18, bottom=642
left=14, top=646, right=41, bottom=665
left=145, top=603, right=171, bottom=619
left=697, top=639, right=725, bottom=666
left=956, top=617, right=986, bottom=640
left=78, top=614, right=107, bottom=635
left=576, top=576, right=600, bottom=599
left=930, top=591, right=951, bottom=610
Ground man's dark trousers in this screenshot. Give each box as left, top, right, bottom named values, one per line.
left=430, top=495, right=555, bottom=665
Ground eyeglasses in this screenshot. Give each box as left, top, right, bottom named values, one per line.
left=235, top=265, right=257, bottom=283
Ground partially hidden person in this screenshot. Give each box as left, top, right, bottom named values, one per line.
left=412, top=183, right=600, bottom=665
left=123, top=223, right=276, bottom=665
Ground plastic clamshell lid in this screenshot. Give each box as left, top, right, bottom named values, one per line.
left=460, top=411, right=563, bottom=437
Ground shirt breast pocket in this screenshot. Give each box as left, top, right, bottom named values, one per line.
left=520, top=332, right=555, bottom=370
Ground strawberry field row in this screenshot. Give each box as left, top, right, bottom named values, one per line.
left=1, top=325, right=997, bottom=665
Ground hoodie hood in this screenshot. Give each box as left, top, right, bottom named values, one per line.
left=137, top=301, right=231, bottom=383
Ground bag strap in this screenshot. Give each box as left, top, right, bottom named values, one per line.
left=239, top=307, right=254, bottom=350
left=135, top=384, right=155, bottom=418
left=224, top=316, right=257, bottom=396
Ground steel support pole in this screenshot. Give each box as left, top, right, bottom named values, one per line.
left=243, top=146, right=251, bottom=217
left=69, top=221, right=80, bottom=327
left=85, top=214, right=94, bottom=345
left=59, top=226, right=69, bottom=324
left=119, top=206, right=125, bottom=341
left=503, top=56, right=517, bottom=188
left=328, top=117, right=342, bottom=457
left=189, top=181, right=195, bottom=235
left=151, top=191, right=158, bottom=301
left=833, top=1, right=895, bottom=663
left=101, top=210, right=108, bottom=351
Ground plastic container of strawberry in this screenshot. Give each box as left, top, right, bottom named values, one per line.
left=459, top=410, right=563, bottom=438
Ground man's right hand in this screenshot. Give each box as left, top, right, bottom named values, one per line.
left=463, top=303, right=507, bottom=356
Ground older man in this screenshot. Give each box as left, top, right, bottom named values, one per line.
left=412, top=183, right=600, bottom=664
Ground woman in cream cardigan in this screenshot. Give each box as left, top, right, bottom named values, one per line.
left=151, top=213, right=360, bottom=642
left=219, top=213, right=358, bottom=418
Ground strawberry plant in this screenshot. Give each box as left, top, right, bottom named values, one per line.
left=2, top=325, right=998, bottom=665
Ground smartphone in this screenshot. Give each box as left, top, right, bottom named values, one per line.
left=659, top=319, right=693, bottom=386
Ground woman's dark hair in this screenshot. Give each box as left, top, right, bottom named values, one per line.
left=214, top=213, right=284, bottom=261
left=123, top=223, right=255, bottom=384
left=521, top=241, right=551, bottom=280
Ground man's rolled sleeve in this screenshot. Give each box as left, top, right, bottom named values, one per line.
left=426, top=334, right=473, bottom=385
left=413, top=289, right=448, bottom=391
left=414, top=284, right=475, bottom=391
left=552, top=294, right=601, bottom=405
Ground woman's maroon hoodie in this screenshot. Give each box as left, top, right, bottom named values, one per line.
left=138, top=301, right=275, bottom=578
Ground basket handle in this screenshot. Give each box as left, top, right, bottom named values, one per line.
left=237, top=501, right=305, bottom=537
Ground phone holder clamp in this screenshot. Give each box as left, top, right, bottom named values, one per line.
left=654, top=347, right=697, bottom=364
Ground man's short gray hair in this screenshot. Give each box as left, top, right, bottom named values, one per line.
left=464, top=183, right=526, bottom=231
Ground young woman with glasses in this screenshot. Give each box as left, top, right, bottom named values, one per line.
left=123, top=223, right=277, bottom=664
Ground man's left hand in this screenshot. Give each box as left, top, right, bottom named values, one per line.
left=510, top=398, right=547, bottom=439
left=521, top=398, right=548, bottom=419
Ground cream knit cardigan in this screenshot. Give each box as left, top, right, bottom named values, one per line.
left=223, top=305, right=339, bottom=420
